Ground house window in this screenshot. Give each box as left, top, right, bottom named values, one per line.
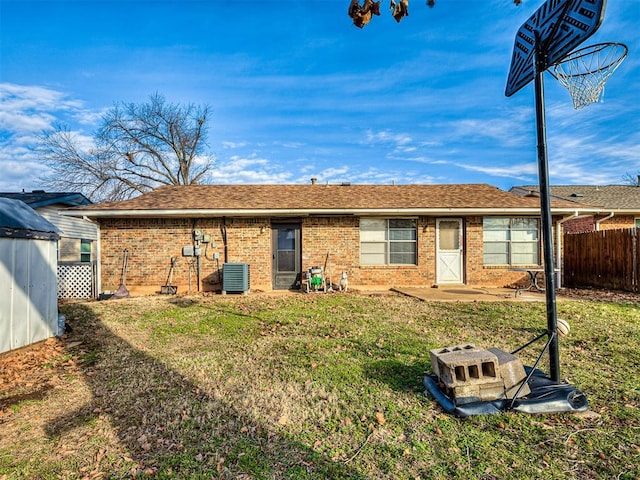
left=80, top=239, right=92, bottom=263
left=360, top=218, right=417, bottom=265
left=483, top=218, right=539, bottom=266
left=635, top=217, right=640, bottom=228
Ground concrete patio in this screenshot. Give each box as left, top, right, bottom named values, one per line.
left=390, top=286, right=547, bottom=302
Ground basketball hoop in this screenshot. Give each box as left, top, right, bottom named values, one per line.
left=552, top=42, right=628, bottom=110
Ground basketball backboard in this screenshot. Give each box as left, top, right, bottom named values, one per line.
left=505, top=0, right=607, bottom=97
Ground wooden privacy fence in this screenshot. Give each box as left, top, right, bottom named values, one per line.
left=563, top=228, right=640, bottom=292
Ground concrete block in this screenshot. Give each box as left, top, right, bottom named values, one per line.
left=478, top=380, right=509, bottom=402
left=430, top=344, right=531, bottom=404
left=447, top=379, right=506, bottom=405
left=429, top=344, right=481, bottom=378
left=488, top=347, right=531, bottom=399
left=434, top=349, right=499, bottom=389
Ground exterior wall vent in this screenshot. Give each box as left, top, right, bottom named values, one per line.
left=222, top=263, right=250, bottom=294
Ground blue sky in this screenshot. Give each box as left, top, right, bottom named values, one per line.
left=1, top=0, right=638, bottom=194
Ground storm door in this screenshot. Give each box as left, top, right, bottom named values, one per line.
left=272, top=223, right=301, bottom=290
left=436, top=218, right=464, bottom=284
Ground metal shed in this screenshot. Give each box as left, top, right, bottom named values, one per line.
left=0, top=198, right=61, bottom=354
left=0, top=191, right=98, bottom=300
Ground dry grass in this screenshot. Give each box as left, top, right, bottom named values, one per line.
left=1, top=291, right=639, bottom=479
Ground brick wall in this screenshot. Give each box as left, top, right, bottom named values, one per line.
left=222, top=217, right=272, bottom=290
left=99, top=217, right=270, bottom=295
left=466, top=216, right=564, bottom=288
left=594, top=214, right=635, bottom=231
left=563, top=216, right=595, bottom=234
left=563, top=215, right=636, bottom=234
left=101, top=218, right=210, bottom=295
left=300, top=216, right=358, bottom=284
left=97, top=214, right=559, bottom=294
left=301, top=216, right=436, bottom=288
left=465, top=216, right=522, bottom=287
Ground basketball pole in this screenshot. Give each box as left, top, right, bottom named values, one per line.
left=534, top=31, right=561, bottom=383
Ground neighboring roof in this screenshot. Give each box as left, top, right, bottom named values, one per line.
left=0, top=198, right=60, bottom=240
left=511, top=185, right=640, bottom=211
left=0, top=191, right=92, bottom=209
left=62, top=184, right=587, bottom=218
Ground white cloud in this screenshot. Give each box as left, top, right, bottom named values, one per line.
left=207, top=155, right=293, bottom=184
left=456, top=161, right=538, bottom=180
left=0, top=83, right=104, bottom=191
left=193, top=154, right=215, bottom=168
left=0, top=110, right=56, bottom=134
left=222, top=141, right=247, bottom=149
left=73, top=107, right=107, bottom=126
left=364, top=129, right=412, bottom=147
left=0, top=83, right=103, bottom=134
left=0, top=83, right=86, bottom=134
left=0, top=83, right=80, bottom=109
left=301, top=165, right=436, bottom=186
left=276, top=141, right=305, bottom=149
left=0, top=153, right=51, bottom=191
left=311, top=166, right=350, bottom=179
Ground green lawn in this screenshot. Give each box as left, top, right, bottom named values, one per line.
left=1, top=292, right=639, bottom=479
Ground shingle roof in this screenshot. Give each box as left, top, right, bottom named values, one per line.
left=0, top=191, right=92, bottom=208
left=63, top=184, right=581, bottom=217
left=512, top=185, right=640, bottom=210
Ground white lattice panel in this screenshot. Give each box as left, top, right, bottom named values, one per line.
left=58, top=263, right=95, bottom=299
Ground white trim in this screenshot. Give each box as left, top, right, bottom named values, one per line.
left=61, top=207, right=593, bottom=218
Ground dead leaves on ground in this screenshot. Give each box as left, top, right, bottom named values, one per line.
left=0, top=337, right=86, bottom=415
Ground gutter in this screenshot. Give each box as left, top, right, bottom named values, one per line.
left=595, top=211, right=614, bottom=231
left=60, top=207, right=593, bottom=218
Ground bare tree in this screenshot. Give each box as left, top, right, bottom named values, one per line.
left=39, top=93, right=213, bottom=201
left=622, top=172, right=640, bottom=186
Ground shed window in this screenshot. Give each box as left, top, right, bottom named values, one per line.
left=360, top=218, right=417, bottom=265
left=483, top=218, right=539, bottom=266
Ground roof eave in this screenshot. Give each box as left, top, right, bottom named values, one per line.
left=60, top=207, right=594, bottom=218
left=591, top=208, right=640, bottom=214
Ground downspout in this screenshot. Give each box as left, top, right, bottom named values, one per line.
left=220, top=216, right=228, bottom=292
left=595, top=211, right=614, bottom=231
left=221, top=216, right=228, bottom=263
left=556, top=211, right=579, bottom=288
left=192, top=219, right=201, bottom=292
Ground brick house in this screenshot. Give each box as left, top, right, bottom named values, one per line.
left=62, top=183, right=590, bottom=295
left=511, top=185, right=640, bottom=234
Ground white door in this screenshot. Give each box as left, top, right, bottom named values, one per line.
left=436, top=218, right=463, bottom=284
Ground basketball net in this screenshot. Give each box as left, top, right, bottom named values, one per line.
left=552, top=43, right=628, bottom=110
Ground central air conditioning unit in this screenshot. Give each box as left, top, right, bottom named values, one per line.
left=222, top=263, right=250, bottom=294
